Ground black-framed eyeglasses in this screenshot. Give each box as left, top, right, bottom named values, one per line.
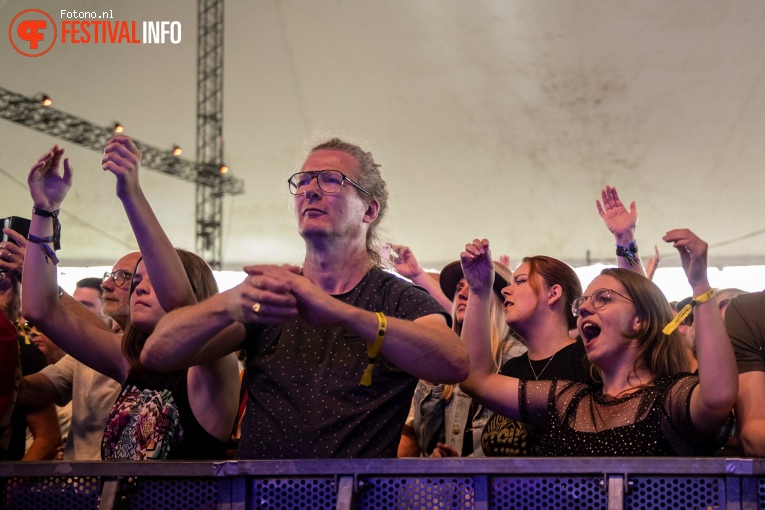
left=103, top=270, right=133, bottom=288
left=572, top=288, right=634, bottom=317
left=287, top=170, right=371, bottom=196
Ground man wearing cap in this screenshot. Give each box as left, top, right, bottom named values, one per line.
left=142, top=139, right=468, bottom=459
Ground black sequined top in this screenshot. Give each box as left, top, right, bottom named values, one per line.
left=519, top=374, right=714, bottom=456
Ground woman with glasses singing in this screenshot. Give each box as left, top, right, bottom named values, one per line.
left=458, top=233, right=738, bottom=456
left=21, top=139, right=239, bottom=460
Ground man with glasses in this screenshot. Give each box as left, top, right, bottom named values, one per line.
left=143, top=138, right=468, bottom=459
left=100, top=266, right=136, bottom=333
left=18, top=252, right=139, bottom=460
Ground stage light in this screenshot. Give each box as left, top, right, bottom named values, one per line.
left=172, top=146, right=182, bottom=156
left=40, top=94, right=52, bottom=106
left=112, top=122, right=124, bottom=134
left=219, top=164, right=229, bottom=174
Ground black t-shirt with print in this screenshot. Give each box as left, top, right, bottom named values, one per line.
left=237, top=269, right=449, bottom=459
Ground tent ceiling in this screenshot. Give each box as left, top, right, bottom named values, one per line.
left=2, top=1, right=764, bottom=274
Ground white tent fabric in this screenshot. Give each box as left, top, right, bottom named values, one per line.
left=2, top=0, right=764, bottom=275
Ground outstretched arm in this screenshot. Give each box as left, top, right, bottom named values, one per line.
left=596, top=185, right=646, bottom=276
left=443, top=239, right=520, bottom=418
left=22, top=146, right=126, bottom=382
left=242, top=264, right=468, bottom=384
left=388, top=243, right=452, bottom=311
left=663, top=229, right=737, bottom=433
left=102, top=135, right=239, bottom=438
left=142, top=269, right=299, bottom=371
left=102, top=136, right=195, bottom=311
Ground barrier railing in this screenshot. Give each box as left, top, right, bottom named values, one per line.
left=2, top=457, right=764, bottom=509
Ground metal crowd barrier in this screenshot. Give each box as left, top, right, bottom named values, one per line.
left=2, top=457, right=764, bottom=509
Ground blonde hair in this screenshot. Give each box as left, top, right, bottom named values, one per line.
left=442, top=291, right=512, bottom=401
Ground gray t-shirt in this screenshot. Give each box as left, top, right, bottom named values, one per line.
left=41, top=355, right=122, bottom=460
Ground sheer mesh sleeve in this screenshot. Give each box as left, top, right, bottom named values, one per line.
left=519, top=379, right=578, bottom=427
left=660, top=374, right=706, bottom=455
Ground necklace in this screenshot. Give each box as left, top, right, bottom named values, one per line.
left=528, top=353, right=555, bottom=380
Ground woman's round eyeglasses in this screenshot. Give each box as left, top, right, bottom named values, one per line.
left=572, top=288, right=634, bottom=317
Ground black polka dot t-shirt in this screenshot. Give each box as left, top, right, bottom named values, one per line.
left=237, top=269, right=449, bottom=459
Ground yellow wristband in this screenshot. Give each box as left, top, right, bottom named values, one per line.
left=691, top=288, right=715, bottom=305
left=662, top=289, right=715, bottom=335
left=14, top=321, right=31, bottom=345
left=360, top=312, right=387, bottom=386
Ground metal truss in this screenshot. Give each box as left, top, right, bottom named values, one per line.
left=196, top=0, right=226, bottom=269
left=0, top=86, right=244, bottom=195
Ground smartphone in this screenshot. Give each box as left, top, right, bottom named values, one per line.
left=1, top=216, right=31, bottom=244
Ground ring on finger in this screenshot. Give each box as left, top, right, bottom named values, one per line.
left=252, top=302, right=262, bottom=314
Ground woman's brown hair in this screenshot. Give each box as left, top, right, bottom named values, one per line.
left=123, top=249, right=219, bottom=378
left=523, top=256, right=582, bottom=330
left=598, top=268, right=690, bottom=379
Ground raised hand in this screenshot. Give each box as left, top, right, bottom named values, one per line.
left=460, top=239, right=494, bottom=296
left=596, top=185, right=637, bottom=244
left=27, top=145, right=73, bottom=210
left=102, top=135, right=142, bottom=200
left=388, top=243, right=423, bottom=279
left=662, top=229, right=709, bottom=291
left=644, top=245, right=660, bottom=280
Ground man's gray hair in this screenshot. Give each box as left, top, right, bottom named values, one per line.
left=310, top=138, right=389, bottom=267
